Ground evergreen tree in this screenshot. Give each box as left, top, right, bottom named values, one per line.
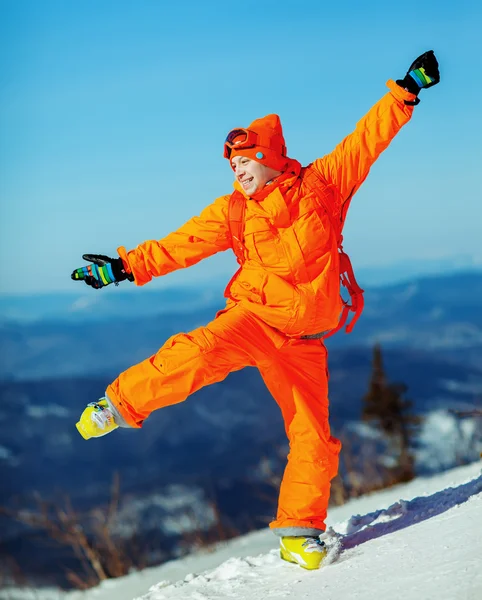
left=362, top=344, right=421, bottom=482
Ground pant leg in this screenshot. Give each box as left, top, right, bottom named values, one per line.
left=106, top=304, right=286, bottom=428
left=258, top=338, right=341, bottom=536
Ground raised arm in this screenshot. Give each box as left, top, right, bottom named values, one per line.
left=117, top=194, right=232, bottom=286
left=72, top=194, right=232, bottom=289
left=313, top=51, right=440, bottom=206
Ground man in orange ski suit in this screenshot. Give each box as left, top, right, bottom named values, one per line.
left=73, top=51, right=439, bottom=561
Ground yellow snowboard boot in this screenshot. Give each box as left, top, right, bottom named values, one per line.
left=76, top=399, right=119, bottom=440
left=280, top=536, right=327, bottom=570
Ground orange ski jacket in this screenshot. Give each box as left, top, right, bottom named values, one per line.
left=118, top=80, right=416, bottom=337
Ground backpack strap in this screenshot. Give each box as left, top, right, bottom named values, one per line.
left=228, top=190, right=247, bottom=265
left=324, top=249, right=365, bottom=338
left=301, top=167, right=364, bottom=338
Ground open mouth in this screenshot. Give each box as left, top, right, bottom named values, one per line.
left=241, top=177, right=253, bottom=188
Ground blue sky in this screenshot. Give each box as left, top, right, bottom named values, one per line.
left=1, top=0, right=481, bottom=294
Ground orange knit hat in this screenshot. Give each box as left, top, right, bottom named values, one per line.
left=224, top=114, right=289, bottom=172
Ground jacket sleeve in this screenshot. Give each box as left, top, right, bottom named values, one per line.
left=313, top=79, right=417, bottom=207
left=117, top=194, right=231, bottom=286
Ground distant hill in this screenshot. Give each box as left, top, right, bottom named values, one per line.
left=0, top=284, right=224, bottom=324
left=1, top=270, right=481, bottom=514
left=1, top=271, right=481, bottom=380
left=1, top=345, right=480, bottom=506
left=1, top=269, right=481, bottom=588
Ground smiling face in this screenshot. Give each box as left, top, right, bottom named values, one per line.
left=231, top=155, right=282, bottom=196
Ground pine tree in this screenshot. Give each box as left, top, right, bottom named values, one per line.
left=362, top=344, right=387, bottom=424
left=362, top=344, right=421, bottom=483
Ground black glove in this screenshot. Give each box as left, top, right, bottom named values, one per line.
left=71, top=254, right=133, bottom=289
left=397, top=50, right=440, bottom=100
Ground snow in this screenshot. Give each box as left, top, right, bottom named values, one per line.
left=0, top=444, right=13, bottom=459
left=2, top=462, right=481, bottom=600
left=416, top=410, right=481, bottom=473
left=111, top=485, right=217, bottom=538
left=25, top=403, right=70, bottom=418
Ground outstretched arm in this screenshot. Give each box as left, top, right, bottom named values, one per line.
left=117, top=194, right=232, bottom=286
left=313, top=51, right=440, bottom=207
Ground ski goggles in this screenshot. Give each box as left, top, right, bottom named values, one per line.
left=223, top=128, right=286, bottom=159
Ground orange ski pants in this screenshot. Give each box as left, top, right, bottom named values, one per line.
left=107, top=304, right=341, bottom=535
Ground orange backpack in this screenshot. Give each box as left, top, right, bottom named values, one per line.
left=227, top=167, right=364, bottom=338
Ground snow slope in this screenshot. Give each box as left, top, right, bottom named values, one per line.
left=3, top=461, right=481, bottom=600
